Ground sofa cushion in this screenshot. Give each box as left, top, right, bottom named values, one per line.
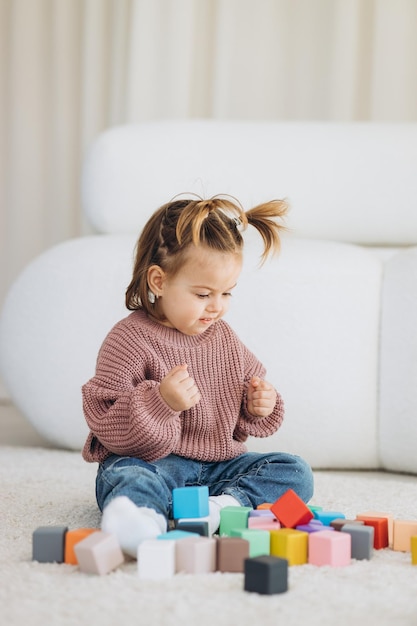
left=379, top=247, right=417, bottom=473
left=82, top=121, right=417, bottom=245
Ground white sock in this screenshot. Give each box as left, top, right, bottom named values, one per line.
left=208, top=494, right=241, bottom=535
left=101, top=496, right=167, bottom=559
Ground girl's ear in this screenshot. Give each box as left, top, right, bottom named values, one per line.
left=147, top=265, right=166, bottom=297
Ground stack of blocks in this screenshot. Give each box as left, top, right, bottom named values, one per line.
left=32, top=487, right=417, bottom=594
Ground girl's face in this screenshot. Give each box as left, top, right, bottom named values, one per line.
left=152, top=246, right=242, bottom=335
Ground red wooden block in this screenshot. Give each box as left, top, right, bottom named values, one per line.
left=356, top=515, right=388, bottom=549
left=271, top=489, right=313, bottom=529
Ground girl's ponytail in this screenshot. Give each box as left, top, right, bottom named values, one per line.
left=245, top=199, right=289, bottom=263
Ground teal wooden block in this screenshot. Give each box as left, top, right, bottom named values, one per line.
left=172, top=486, right=209, bottom=519
left=219, top=506, right=252, bottom=536
left=158, top=530, right=198, bottom=541
left=230, top=528, right=270, bottom=557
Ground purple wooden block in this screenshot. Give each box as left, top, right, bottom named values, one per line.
left=296, top=521, right=330, bottom=533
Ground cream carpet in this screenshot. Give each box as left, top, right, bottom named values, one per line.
left=1, top=446, right=417, bottom=626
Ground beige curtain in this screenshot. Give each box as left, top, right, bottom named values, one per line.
left=1, top=0, right=417, bottom=319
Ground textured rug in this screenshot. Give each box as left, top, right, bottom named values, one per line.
left=1, top=446, right=417, bottom=626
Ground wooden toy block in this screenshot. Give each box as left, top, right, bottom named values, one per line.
left=392, top=520, right=417, bottom=552
left=64, top=528, right=98, bottom=565
left=270, top=489, right=313, bottom=528
left=314, top=511, right=345, bottom=526
left=411, top=536, right=417, bottom=565
left=357, top=511, right=394, bottom=547
left=257, top=503, right=273, bottom=510
left=249, top=509, right=276, bottom=518
left=244, top=555, right=288, bottom=595
left=216, top=537, right=250, bottom=572
left=176, top=536, right=216, bottom=574
left=341, top=524, right=374, bottom=560
left=309, top=505, right=323, bottom=515
left=158, top=529, right=198, bottom=541
left=296, top=520, right=326, bottom=533
left=355, top=515, right=388, bottom=549
left=172, top=486, right=209, bottom=519
left=219, top=506, right=252, bottom=536
left=308, top=530, right=351, bottom=567
left=270, top=529, right=308, bottom=566
left=230, top=529, right=270, bottom=558
left=330, top=519, right=363, bottom=531
left=248, top=515, right=280, bottom=531
left=137, top=539, right=176, bottom=580
left=74, top=531, right=124, bottom=575
left=32, top=525, right=68, bottom=563
left=175, top=520, right=209, bottom=536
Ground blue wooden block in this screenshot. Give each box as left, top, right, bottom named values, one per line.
left=172, top=486, right=209, bottom=519
left=314, top=511, right=346, bottom=526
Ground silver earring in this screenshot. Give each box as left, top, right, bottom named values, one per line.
left=148, top=290, right=156, bottom=304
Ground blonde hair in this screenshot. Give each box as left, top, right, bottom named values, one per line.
left=125, top=195, right=288, bottom=316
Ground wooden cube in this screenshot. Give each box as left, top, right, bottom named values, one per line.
left=271, top=489, right=313, bottom=528
left=308, top=530, right=351, bottom=567
left=74, top=531, right=124, bottom=575
left=244, top=556, right=288, bottom=595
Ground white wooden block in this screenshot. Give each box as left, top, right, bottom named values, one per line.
left=137, top=539, right=176, bottom=580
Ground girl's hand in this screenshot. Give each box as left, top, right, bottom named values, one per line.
left=159, top=364, right=201, bottom=412
left=247, top=376, right=277, bottom=417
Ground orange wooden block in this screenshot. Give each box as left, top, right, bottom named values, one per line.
left=393, top=520, right=417, bottom=552
left=257, top=503, right=273, bottom=510
left=356, top=515, right=388, bottom=549
left=271, top=490, right=313, bottom=529
left=357, top=511, right=394, bottom=547
left=64, top=528, right=98, bottom=564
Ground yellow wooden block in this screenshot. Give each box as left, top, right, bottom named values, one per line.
left=270, top=529, right=308, bottom=566
left=411, top=536, right=417, bottom=564
left=393, top=520, right=417, bottom=552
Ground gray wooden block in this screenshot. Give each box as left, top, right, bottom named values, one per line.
left=32, top=526, right=68, bottom=563
left=342, top=524, right=374, bottom=560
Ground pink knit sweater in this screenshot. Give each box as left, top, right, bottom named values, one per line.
left=82, top=310, right=284, bottom=464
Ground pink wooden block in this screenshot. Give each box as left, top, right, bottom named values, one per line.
left=176, top=536, right=216, bottom=574
left=74, top=531, right=124, bottom=575
left=308, top=530, right=351, bottom=567
left=248, top=516, right=281, bottom=531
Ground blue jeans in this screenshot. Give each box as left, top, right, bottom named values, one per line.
left=96, top=452, right=314, bottom=521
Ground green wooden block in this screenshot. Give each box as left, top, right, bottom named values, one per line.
left=230, top=528, right=270, bottom=557
left=219, top=506, right=252, bottom=536
left=309, top=505, right=323, bottom=515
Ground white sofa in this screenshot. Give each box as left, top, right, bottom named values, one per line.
left=1, top=121, right=416, bottom=473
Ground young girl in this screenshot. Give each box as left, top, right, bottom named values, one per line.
left=82, top=195, right=313, bottom=557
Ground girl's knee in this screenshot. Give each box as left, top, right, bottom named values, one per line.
left=292, top=455, right=314, bottom=502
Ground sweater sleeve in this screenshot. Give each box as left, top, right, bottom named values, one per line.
left=82, top=323, right=181, bottom=462
left=232, top=342, right=285, bottom=441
